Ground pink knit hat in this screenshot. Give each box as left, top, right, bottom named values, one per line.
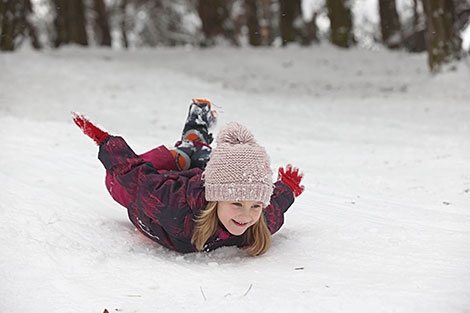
left=203, top=122, right=274, bottom=206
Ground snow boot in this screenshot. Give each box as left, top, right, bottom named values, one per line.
left=170, top=99, right=217, bottom=170
left=181, top=98, right=217, bottom=145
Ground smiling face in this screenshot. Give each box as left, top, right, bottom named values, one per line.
left=216, top=200, right=264, bottom=236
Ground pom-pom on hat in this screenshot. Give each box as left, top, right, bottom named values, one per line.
left=203, top=122, right=274, bottom=206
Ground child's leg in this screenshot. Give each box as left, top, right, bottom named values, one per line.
left=105, top=145, right=178, bottom=208
left=169, top=99, right=217, bottom=171
left=104, top=99, right=216, bottom=207
left=140, top=145, right=178, bottom=171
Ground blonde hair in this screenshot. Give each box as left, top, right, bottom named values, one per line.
left=191, top=201, right=272, bottom=256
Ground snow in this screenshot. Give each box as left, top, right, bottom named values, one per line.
left=1, top=44, right=470, bottom=313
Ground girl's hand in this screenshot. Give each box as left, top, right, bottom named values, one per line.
left=72, top=112, right=110, bottom=145
left=278, top=164, right=305, bottom=197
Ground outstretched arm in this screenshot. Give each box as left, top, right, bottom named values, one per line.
left=278, top=164, right=305, bottom=197
left=264, top=165, right=304, bottom=235
left=71, top=113, right=203, bottom=230
left=98, top=135, right=204, bottom=237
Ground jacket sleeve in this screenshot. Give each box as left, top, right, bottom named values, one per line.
left=264, top=181, right=295, bottom=235
left=98, top=136, right=204, bottom=234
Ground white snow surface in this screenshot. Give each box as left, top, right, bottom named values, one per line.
left=1, top=45, right=469, bottom=313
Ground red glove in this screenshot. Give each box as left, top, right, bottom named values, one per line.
left=278, top=164, right=305, bottom=197
left=72, top=112, right=110, bottom=145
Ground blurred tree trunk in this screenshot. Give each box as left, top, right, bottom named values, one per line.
left=413, top=0, right=420, bottom=31
left=402, top=0, right=426, bottom=52
left=326, top=0, right=354, bottom=48
left=93, top=0, right=112, bottom=46
left=454, top=0, right=470, bottom=32
left=0, top=0, right=39, bottom=51
left=120, top=0, right=128, bottom=48
left=305, top=12, right=319, bottom=44
left=258, top=0, right=274, bottom=45
left=23, top=0, right=41, bottom=49
left=0, top=0, right=19, bottom=51
left=245, top=0, right=261, bottom=46
left=279, top=0, right=301, bottom=45
left=379, top=0, right=402, bottom=49
left=421, top=0, right=461, bottom=72
left=53, top=0, right=88, bottom=47
left=197, top=0, right=236, bottom=46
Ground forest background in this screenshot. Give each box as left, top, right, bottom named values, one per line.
left=1, top=0, right=470, bottom=72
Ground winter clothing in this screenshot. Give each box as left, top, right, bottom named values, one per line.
left=278, top=165, right=305, bottom=197
left=98, top=136, right=295, bottom=253
left=169, top=99, right=216, bottom=171
left=169, top=141, right=212, bottom=171
left=203, top=122, right=274, bottom=206
left=105, top=144, right=178, bottom=208
left=72, top=112, right=109, bottom=145
left=73, top=100, right=300, bottom=254
left=181, top=98, right=217, bottom=145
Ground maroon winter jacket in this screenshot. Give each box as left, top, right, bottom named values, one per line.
left=99, top=136, right=295, bottom=253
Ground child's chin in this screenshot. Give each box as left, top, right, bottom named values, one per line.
left=227, top=226, right=248, bottom=236
left=227, top=220, right=251, bottom=236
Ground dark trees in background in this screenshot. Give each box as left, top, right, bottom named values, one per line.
left=245, top=0, right=261, bottom=46
left=454, top=0, right=470, bottom=35
left=53, top=0, right=88, bottom=47
left=259, top=0, right=276, bottom=45
left=421, top=0, right=461, bottom=72
left=0, top=0, right=40, bottom=51
left=326, top=0, right=354, bottom=48
left=278, top=0, right=313, bottom=45
left=278, top=0, right=301, bottom=45
left=93, top=0, right=112, bottom=46
left=379, top=0, right=402, bottom=49
left=403, top=0, right=426, bottom=52
left=119, top=0, right=129, bottom=48
left=305, top=12, right=319, bottom=44
left=197, top=0, right=237, bottom=46
left=22, top=0, right=40, bottom=49
left=1, top=0, right=467, bottom=75
left=0, top=0, right=19, bottom=50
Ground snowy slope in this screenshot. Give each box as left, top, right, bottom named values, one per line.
left=1, top=45, right=469, bottom=313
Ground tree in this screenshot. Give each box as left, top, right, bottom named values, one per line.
left=454, top=0, right=470, bottom=33
left=326, top=0, right=354, bottom=48
left=305, top=12, right=319, bottom=44
left=378, top=0, right=402, bottom=49
left=421, top=0, right=461, bottom=72
left=245, top=0, right=261, bottom=46
left=119, top=0, right=129, bottom=48
left=402, top=0, right=426, bottom=52
left=278, top=0, right=301, bottom=45
left=53, top=0, right=88, bottom=47
left=258, top=0, right=276, bottom=45
left=93, top=0, right=112, bottom=46
left=197, top=0, right=237, bottom=46
left=0, top=0, right=40, bottom=51
left=1, top=0, right=20, bottom=50
left=22, top=0, right=41, bottom=49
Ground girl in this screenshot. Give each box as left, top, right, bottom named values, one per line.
left=73, top=99, right=304, bottom=256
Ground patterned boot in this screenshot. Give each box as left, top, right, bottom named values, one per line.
left=170, top=99, right=217, bottom=170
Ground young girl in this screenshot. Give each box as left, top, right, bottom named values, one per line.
left=73, top=99, right=304, bottom=256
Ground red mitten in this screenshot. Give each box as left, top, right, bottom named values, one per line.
left=72, top=112, right=110, bottom=145
left=278, top=164, right=305, bottom=197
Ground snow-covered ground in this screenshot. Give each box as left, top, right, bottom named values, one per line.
left=1, top=45, right=469, bottom=313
